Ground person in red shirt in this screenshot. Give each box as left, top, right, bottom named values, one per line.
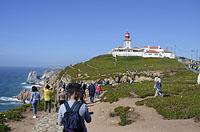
left=96, top=84, right=101, bottom=99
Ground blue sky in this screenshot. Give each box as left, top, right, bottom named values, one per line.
left=0, top=0, right=199, bottom=67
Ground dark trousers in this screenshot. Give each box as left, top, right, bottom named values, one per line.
left=89, top=95, right=95, bottom=103
left=44, top=100, right=52, bottom=113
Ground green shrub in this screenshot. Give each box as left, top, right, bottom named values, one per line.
left=37, top=100, right=45, bottom=111
left=0, top=103, right=33, bottom=123
left=139, top=94, right=200, bottom=120
left=4, top=111, right=22, bottom=121
left=110, top=106, right=132, bottom=126
left=102, top=83, right=134, bottom=103
left=0, top=124, right=11, bottom=132
left=12, top=104, right=31, bottom=112
left=0, top=112, right=11, bottom=132
left=133, top=81, right=155, bottom=98
left=0, top=113, right=7, bottom=124
left=114, top=106, right=130, bottom=115
left=119, top=112, right=127, bottom=126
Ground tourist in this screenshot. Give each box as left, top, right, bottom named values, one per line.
left=30, top=86, right=40, bottom=118
left=44, top=84, right=53, bottom=113
left=96, top=84, right=101, bottom=99
left=198, top=73, right=200, bottom=84
left=58, top=88, right=66, bottom=105
left=154, top=75, right=158, bottom=89
left=154, top=76, right=163, bottom=97
left=80, top=85, right=86, bottom=104
left=88, top=83, right=96, bottom=103
left=57, top=83, right=92, bottom=132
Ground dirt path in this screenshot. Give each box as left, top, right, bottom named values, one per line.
left=86, top=97, right=200, bottom=132
left=8, top=97, right=200, bottom=132
left=8, top=110, right=45, bottom=132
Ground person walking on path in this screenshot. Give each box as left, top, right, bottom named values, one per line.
left=96, top=84, right=101, bottom=99
left=58, top=88, right=66, bottom=105
left=57, top=83, right=92, bottom=132
left=30, top=86, right=40, bottom=118
left=44, top=84, right=53, bottom=113
left=88, top=83, right=96, bottom=103
left=198, top=73, right=200, bottom=84
left=154, top=76, right=163, bottom=97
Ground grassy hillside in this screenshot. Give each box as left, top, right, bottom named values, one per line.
left=61, top=54, right=185, bottom=81
left=58, top=54, right=200, bottom=121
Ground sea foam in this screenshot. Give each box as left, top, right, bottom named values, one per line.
left=0, top=96, right=21, bottom=102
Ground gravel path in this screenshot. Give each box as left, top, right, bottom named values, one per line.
left=32, top=112, right=63, bottom=132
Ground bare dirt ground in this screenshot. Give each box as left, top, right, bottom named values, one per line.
left=86, top=97, right=200, bottom=132
left=7, top=109, right=45, bottom=132
left=8, top=97, right=200, bottom=132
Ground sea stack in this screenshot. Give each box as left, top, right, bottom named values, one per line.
left=26, top=70, right=39, bottom=84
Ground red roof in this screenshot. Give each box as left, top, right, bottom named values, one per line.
left=144, top=46, right=160, bottom=49
left=145, top=50, right=160, bottom=53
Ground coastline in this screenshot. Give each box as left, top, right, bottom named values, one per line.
left=0, top=67, right=59, bottom=131
left=1, top=56, right=200, bottom=132
left=0, top=67, right=46, bottom=112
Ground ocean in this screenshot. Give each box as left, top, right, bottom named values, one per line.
left=0, top=67, right=45, bottom=112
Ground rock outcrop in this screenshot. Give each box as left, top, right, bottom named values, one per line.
left=61, top=74, right=73, bottom=84
left=15, top=89, right=31, bottom=104
left=27, top=71, right=39, bottom=84
left=41, top=69, right=59, bottom=80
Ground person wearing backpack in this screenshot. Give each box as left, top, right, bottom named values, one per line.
left=30, top=86, right=40, bottom=118
left=57, top=83, right=92, bottom=132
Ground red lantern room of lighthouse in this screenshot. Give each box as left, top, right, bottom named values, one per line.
left=124, top=32, right=132, bottom=49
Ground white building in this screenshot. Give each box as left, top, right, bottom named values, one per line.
left=111, top=32, right=175, bottom=59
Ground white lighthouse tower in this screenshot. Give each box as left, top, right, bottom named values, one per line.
left=124, top=32, right=131, bottom=49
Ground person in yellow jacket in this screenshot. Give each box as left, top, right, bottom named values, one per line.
left=44, top=84, right=53, bottom=113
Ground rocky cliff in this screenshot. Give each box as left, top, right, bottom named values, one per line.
left=26, top=71, right=40, bottom=84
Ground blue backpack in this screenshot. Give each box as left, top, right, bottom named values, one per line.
left=62, top=101, right=84, bottom=132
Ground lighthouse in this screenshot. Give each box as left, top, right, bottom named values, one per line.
left=124, top=32, right=132, bottom=49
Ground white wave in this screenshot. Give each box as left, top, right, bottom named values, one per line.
left=0, top=102, right=22, bottom=105
left=21, top=82, right=27, bottom=85
left=22, top=85, right=32, bottom=89
left=22, top=84, right=42, bottom=90
left=0, top=97, right=21, bottom=102
left=33, top=84, right=42, bottom=88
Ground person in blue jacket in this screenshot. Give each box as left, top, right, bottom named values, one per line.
left=30, top=86, right=40, bottom=118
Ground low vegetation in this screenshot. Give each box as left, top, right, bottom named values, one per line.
left=0, top=124, right=10, bottom=132
left=71, top=55, right=200, bottom=121
left=0, top=104, right=30, bottom=132
left=0, top=100, right=46, bottom=132
left=135, top=70, right=200, bottom=121
left=102, top=83, right=135, bottom=103
left=60, top=54, right=185, bottom=81
left=110, top=106, right=134, bottom=126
